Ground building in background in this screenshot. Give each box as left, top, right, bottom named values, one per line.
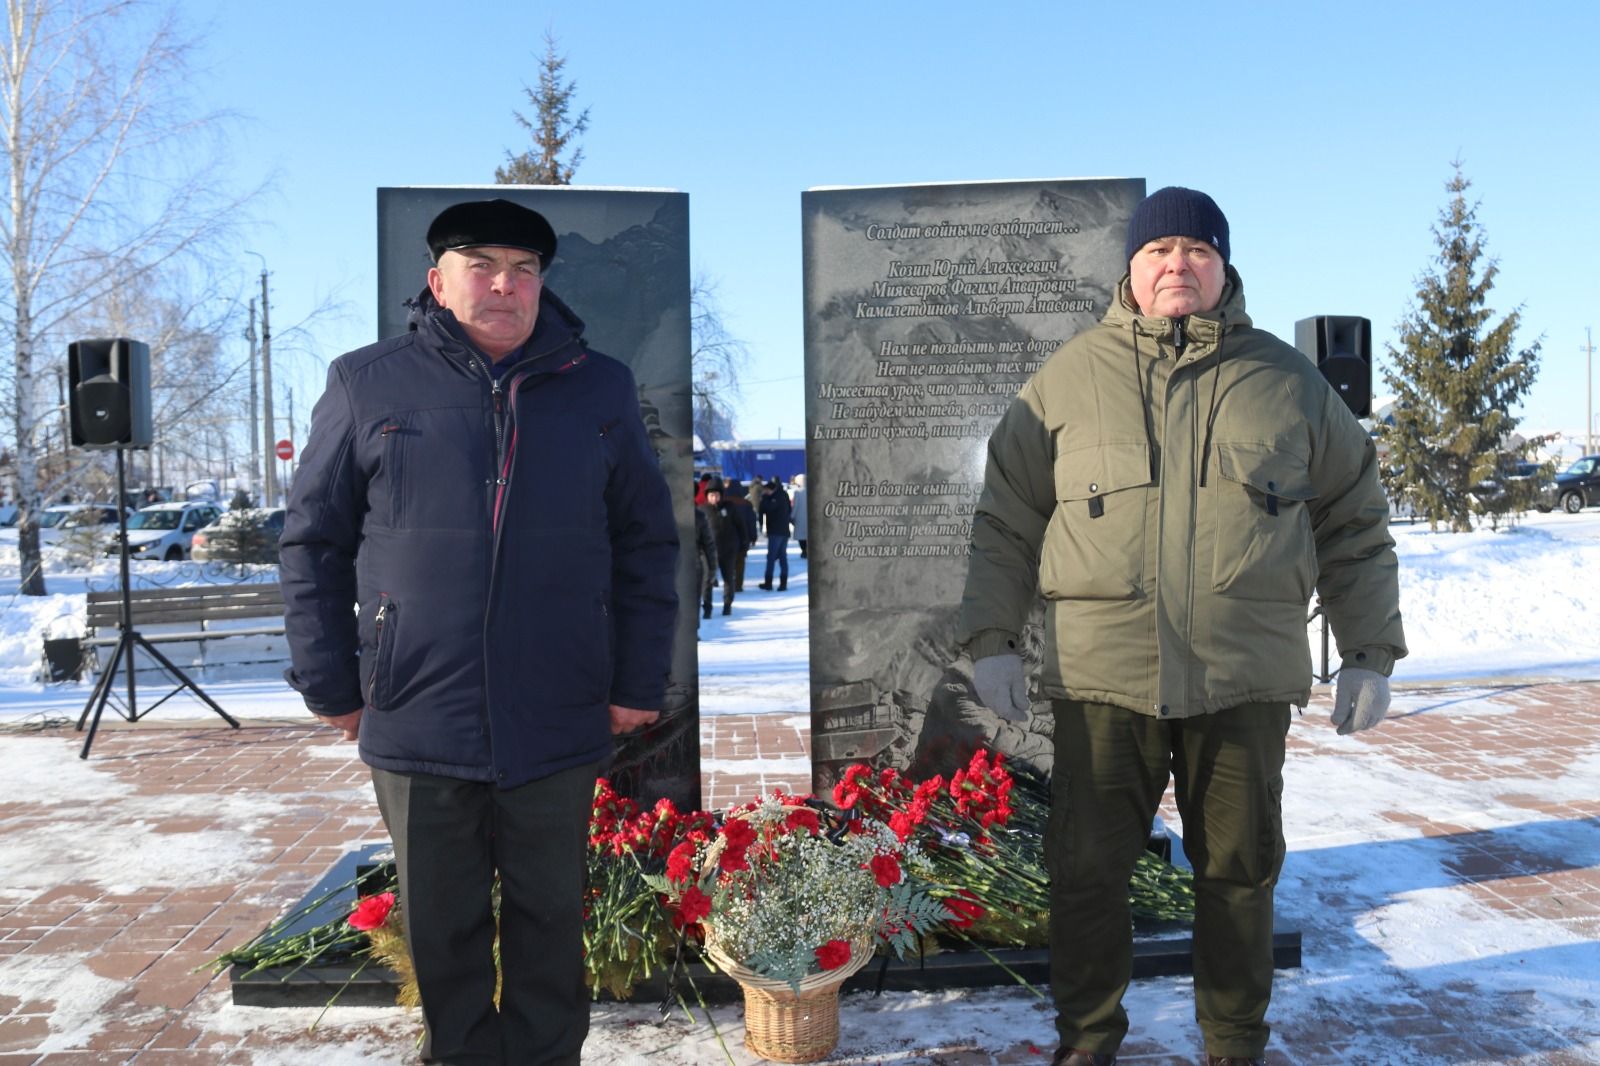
left=706, top=439, right=806, bottom=485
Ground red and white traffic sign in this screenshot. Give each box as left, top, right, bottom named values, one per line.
left=274, top=439, right=294, bottom=461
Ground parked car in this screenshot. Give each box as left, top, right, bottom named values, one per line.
left=1553, top=455, right=1600, bottom=514
left=189, top=507, right=286, bottom=564
left=1468, top=460, right=1554, bottom=512
left=104, top=501, right=224, bottom=561
left=0, top=502, right=116, bottom=546
left=43, top=503, right=128, bottom=547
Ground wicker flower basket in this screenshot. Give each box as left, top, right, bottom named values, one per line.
left=697, top=802, right=877, bottom=1062
left=704, top=935, right=873, bottom=1063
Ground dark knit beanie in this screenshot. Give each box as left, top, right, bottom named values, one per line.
left=1124, top=187, right=1230, bottom=264
left=426, top=198, right=558, bottom=264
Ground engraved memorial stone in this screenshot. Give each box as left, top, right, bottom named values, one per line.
left=802, top=178, right=1144, bottom=791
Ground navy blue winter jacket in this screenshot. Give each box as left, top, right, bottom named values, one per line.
left=281, top=287, right=678, bottom=789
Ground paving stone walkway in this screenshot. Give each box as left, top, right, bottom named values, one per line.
left=1, top=678, right=1597, bottom=1063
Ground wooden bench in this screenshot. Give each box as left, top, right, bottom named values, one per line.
left=84, top=583, right=287, bottom=672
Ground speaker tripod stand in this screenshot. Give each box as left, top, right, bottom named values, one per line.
left=76, top=447, right=239, bottom=759
left=1307, top=598, right=1339, bottom=685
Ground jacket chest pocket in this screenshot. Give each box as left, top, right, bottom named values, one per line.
left=368, top=407, right=487, bottom=532
left=1039, top=442, right=1151, bottom=601
left=1211, top=442, right=1317, bottom=602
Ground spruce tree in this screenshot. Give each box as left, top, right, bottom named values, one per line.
left=1380, top=164, right=1542, bottom=532
left=495, top=31, right=589, bottom=185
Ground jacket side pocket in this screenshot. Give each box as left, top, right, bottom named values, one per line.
left=1038, top=442, right=1151, bottom=601
left=1211, top=442, right=1318, bottom=602
left=365, top=594, right=398, bottom=710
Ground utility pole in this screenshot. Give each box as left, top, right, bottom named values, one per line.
left=259, top=267, right=276, bottom=507
left=1584, top=327, right=1595, bottom=456
left=246, top=297, right=259, bottom=503
left=286, top=387, right=296, bottom=494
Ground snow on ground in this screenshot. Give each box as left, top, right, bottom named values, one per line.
left=1, top=513, right=1599, bottom=1062
left=2, top=510, right=1599, bottom=721
left=695, top=555, right=810, bottom=717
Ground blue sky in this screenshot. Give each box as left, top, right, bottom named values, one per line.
left=200, top=0, right=1599, bottom=447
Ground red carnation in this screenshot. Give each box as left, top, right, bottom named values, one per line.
left=942, top=891, right=986, bottom=929
left=721, top=818, right=756, bottom=850
left=676, top=885, right=712, bottom=927
left=814, top=939, right=852, bottom=970
left=665, top=841, right=697, bottom=884
left=785, top=807, right=821, bottom=835
left=869, top=853, right=902, bottom=887
left=888, top=811, right=915, bottom=843
left=348, top=891, right=395, bottom=932
left=718, top=818, right=757, bottom=872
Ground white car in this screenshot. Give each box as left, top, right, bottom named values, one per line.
left=105, top=501, right=224, bottom=561
left=43, top=503, right=126, bottom=546
left=0, top=502, right=70, bottom=544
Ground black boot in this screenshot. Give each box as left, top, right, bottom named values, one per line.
left=1054, top=1051, right=1116, bottom=1066
left=758, top=581, right=772, bottom=590
left=722, top=602, right=732, bottom=616
left=778, top=579, right=787, bottom=591
left=702, top=603, right=712, bottom=619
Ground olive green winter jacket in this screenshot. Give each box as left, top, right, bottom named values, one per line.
left=957, top=268, right=1406, bottom=718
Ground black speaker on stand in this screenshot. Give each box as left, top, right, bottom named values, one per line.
left=1295, top=315, right=1372, bottom=419
left=1294, top=316, right=1374, bottom=682
left=67, top=338, right=238, bottom=758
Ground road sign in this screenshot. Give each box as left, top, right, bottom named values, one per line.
left=275, top=439, right=294, bottom=461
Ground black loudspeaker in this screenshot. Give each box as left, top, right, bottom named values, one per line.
left=1294, top=316, right=1372, bottom=419
left=69, top=338, right=153, bottom=449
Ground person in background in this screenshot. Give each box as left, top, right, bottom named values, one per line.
left=956, top=186, right=1405, bottom=1066
left=789, top=474, right=808, bottom=559
left=282, top=197, right=678, bottom=1065
left=757, top=476, right=792, bottom=591
left=697, top=481, right=740, bottom=616
left=694, top=502, right=718, bottom=631
left=723, top=479, right=759, bottom=591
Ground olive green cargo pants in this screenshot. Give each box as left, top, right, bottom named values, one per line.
left=1046, top=699, right=1290, bottom=1060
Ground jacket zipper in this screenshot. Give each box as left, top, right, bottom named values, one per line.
left=368, top=594, right=392, bottom=708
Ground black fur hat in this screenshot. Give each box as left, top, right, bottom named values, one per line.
left=426, top=199, right=557, bottom=264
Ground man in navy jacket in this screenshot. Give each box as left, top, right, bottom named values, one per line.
left=282, top=198, right=678, bottom=1065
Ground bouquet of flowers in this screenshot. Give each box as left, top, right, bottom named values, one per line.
left=208, top=755, right=1193, bottom=1034
left=647, top=791, right=952, bottom=992
left=832, top=749, right=1195, bottom=947
left=583, top=778, right=716, bottom=997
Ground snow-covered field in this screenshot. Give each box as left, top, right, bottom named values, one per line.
left=1, top=512, right=1598, bottom=1062
left=4, top=508, right=1598, bottom=705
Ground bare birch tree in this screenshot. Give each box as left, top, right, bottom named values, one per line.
left=2, top=0, right=249, bottom=594
left=690, top=272, right=748, bottom=449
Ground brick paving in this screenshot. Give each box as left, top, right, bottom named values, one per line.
left=0, top=679, right=1597, bottom=1063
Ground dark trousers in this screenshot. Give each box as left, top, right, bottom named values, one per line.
left=1046, top=700, right=1289, bottom=1060
left=372, top=761, right=601, bottom=1066
left=703, top=553, right=736, bottom=612
left=763, top=534, right=789, bottom=583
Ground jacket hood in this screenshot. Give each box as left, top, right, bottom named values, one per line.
left=404, top=283, right=590, bottom=372
left=1103, top=264, right=1253, bottom=337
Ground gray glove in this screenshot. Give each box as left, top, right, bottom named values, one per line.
left=971, top=653, right=1029, bottom=722
left=1331, top=667, right=1390, bottom=735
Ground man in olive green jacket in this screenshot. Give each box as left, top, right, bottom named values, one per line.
left=957, top=187, right=1406, bottom=1066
